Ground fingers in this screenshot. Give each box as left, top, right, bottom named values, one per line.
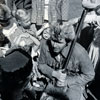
left=56, top=78, right=66, bottom=87
left=56, top=70, right=66, bottom=87
left=56, top=70, right=66, bottom=80
left=57, top=81, right=65, bottom=87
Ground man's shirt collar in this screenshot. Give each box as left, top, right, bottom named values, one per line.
left=47, top=40, right=71, bottom=58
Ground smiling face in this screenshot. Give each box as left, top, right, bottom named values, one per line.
left=42, top=28, right=50, bottom=40
left=50, top=38, right=66, bottom=53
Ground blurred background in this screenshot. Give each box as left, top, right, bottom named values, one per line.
left=69, top=0, right=83, bottom=19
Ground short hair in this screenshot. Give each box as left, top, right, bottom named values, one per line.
left=50, top=23, right=75, bottom=43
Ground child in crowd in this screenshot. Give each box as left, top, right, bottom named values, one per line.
left=15, top=9, right=49, bottom=55
left=1, top=7, right=49, bottom=57
left=15, top=9, right=52, bottom=88
left=42, top=26, right=51, bottom=40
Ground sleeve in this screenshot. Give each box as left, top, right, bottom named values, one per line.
left=66, top=44, right=95, bottom=86
left=30, top=24, right=37, bottom=35
left=31, top=0, right=37, bottom=23
left=61, top=0, right=69, bottom=21
left=38, top=40, right=54, bottom=79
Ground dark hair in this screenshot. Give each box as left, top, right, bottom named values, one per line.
left=49, top=22, right=62, bottom=42
left=0, top=4, right=11, bottom=26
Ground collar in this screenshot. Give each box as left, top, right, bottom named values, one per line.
left=47, top=40, right=71, bottom=58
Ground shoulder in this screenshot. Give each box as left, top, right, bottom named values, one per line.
left=72, top=43, right=93, bottom=65
left=73, top=43, right=89, bottom=57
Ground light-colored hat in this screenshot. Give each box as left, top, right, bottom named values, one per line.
left=82, top=0, right=97, bottom=9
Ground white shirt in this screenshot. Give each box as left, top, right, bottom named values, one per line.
left=3, top=23, right=17, bottom=38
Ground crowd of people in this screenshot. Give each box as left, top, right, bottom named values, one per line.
left=0, top=0, right=100, bottom=100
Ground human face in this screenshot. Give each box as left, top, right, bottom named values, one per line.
left=42, top=28, right=50, bottom=40
left=16, top=9, right=31, bottom=28
left=50, top=38, right=66, bottom=53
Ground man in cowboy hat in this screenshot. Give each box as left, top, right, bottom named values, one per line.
left=38, top=23, right=95, bottom=100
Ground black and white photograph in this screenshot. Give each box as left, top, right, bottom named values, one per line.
left=0, top=0, right=100, bottom=100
